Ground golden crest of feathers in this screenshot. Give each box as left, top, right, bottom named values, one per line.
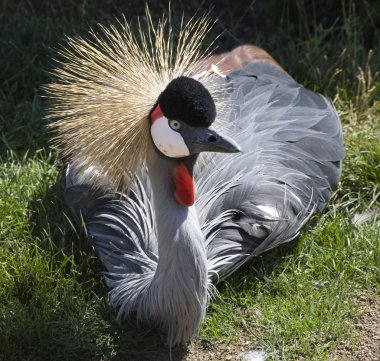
left=45, top=8, right=226, bottom=190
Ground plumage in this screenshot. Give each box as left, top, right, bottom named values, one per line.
left=45, top=10, right=225, bottom=191
left=48, top=10, right=345, bottom=349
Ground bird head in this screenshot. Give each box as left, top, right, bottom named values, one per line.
left=149, top=76, right=241, bottom=158
left=46, top=8, right=239, bottom=191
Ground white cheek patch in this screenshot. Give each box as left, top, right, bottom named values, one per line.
left=150, top=117, right=190, bottom=158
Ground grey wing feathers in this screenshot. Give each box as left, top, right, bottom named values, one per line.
left=195, top=62, right=345, bottom=280
left=65, top=168, right=158, bottom=320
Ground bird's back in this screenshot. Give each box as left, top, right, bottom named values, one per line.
left=195, top=61, right=345, bottom=279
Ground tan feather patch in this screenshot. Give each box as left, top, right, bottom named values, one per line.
left=45, top=7, right=228, bottom=191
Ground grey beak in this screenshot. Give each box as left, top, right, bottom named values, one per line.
left=184, top=127, right=242, bottom=154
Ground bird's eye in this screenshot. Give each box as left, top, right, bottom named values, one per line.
left=169, top=120, right=181, bottom=131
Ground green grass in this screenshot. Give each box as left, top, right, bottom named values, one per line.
left=201, top=214, right=379, bottom=359
left=1, top=1, right=379, bottom=360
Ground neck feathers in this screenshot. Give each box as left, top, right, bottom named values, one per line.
left=145, top=205, right=208, bottom=345
left=142, top=150, right=208, bottom=346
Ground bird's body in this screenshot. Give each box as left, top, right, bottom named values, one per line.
left=47, top=14, right=345, bottom=347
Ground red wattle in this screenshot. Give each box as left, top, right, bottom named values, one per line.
left=173, top=163, right=195, bottom=207
left=150, top=104, right=164, bottom=123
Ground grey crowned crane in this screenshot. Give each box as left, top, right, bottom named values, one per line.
left=46, top=11, right=345, bottom=347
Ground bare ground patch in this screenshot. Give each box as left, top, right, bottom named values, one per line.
left=125, top=336, right=259, bottom=361
left=332, top=296, right=380, bottom=361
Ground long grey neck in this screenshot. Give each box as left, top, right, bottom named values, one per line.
left=145, top=147, right=208, bottom=346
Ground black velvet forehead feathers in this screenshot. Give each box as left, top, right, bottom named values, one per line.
left=157, top=76, right=216, bottom=127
